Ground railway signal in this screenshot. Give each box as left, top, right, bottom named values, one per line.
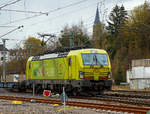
left=43, top=90, right=51, bottom=97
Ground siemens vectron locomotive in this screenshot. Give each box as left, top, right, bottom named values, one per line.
left=25, top=48, right=112, bottom=96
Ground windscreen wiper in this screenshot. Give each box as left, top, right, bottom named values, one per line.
left=90, top=55, right=96, bottom=68
left=95, top=55, right=104, bottom=68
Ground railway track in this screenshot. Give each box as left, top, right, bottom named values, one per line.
left=0, top=95, right=149, bottom=114
left=111, top=90, right=150, bottom=94
left=69, top=90, right=150, bottom=107
left=71, top=95, right=150, bottom=107
left=4, top=88, right=150, bottom=106
left=106, top=90, right=150, bottom=97
left=104, top=92, right=150, bottom=99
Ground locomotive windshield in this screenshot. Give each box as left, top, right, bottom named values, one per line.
left=82, top=53, right=108, bottom=66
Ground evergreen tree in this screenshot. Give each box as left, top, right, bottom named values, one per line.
left=107, top=5, right=127, bottom=36
left=106, top=5, right=127, bottom=59
left=115, top=61, right=123, bottom=85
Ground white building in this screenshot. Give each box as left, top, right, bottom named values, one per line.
left=127, top=59, right=150, bottom=89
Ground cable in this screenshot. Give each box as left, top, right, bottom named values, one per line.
left=47, top=0, right=88, bottom=14
left=0, top=0, right=21, bottom=9
left=0, top=25, right=19, bottom=28
left=0, top=0, right=13, bottom=6
left=1, top=9, right=48, bottom=15
left=2, top=14, right=44, bottom=25
left=0, top=25, right=23, bottom=39
left=1, top=0, right=88, bottom=25
left=26, top=0, right=97, bottom=27
left=1, top=0, right=98, bottom=49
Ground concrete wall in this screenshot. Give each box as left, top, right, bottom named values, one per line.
left=132, top=66, right=150, bottom=79
left=130, top=79, right=150, bottom=89
left=132, top=59, right=150, bottom=67
left=127, top=59, right=150, bottom=89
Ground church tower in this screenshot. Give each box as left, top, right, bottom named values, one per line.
left=93, top=5, right=101, bottom=48
left=94, top=5, right=100, bottom=26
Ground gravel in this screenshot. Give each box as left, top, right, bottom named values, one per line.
left=0, top=88, right=9, bottom=93
left=0, top=99, right=134, bottom=114
left=0, top=88, right=134, bottom=114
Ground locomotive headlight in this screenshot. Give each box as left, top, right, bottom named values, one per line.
left=79, top=72, right=84, bottom=79
left=107, top=72, right=111, bottom=79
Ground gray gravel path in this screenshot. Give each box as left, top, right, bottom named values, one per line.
left=0, top=99, right=134, bottom=114
left=0, top=89, right=134, bottom=114
left=0, top=88, right=9, bottom=94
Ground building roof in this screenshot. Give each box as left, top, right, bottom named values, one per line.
left=93, top=6, right=100, bottom=26
left=0, top=44, right=8, bottom=51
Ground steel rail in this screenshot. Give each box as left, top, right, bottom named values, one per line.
left=0, top=95, right=149, bottom=114
left=71, top=96, right=150, bottom=106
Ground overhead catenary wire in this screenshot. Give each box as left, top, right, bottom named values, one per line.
left=35, top=0, right=123, bottom=32
left=47, top=0, right=88, bottom=14
left=2, top=14, right=44, bottom=25
left=27, top=1, right=97, bottom=27
left=1, top=9, right=48, bottom=15
left=22, top=0, right=106, bottom=35
left=0, top=25, right=23, bottom=39
left=0, top=0, right=123, bottom=47
left=0, top=25, right=19, bottom=28
left=1, top=0, right=98, bottom=39
left=1, top=0, right=129, bottom=28
left=0, top=0, right=21, bottom=9
left=4, top=21, right=93, bottom=50
left=1, top=0, right=88, bottom=25
left=25, top=16, right=94, bottom=39
left=0, top=0, right=14, bottom=7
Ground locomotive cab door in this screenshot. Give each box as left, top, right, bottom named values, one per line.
left=27, top=61, right=31, bottom=80
left=68, top=56, right=76, bottom=80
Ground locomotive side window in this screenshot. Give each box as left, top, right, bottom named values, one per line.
left=68, top=58, right=71, bottom=66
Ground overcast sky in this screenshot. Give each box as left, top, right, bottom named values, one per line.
left=0, top=0, right=148, bottom=49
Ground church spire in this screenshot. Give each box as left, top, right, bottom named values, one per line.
left=94, top=4, right=100, bottom=26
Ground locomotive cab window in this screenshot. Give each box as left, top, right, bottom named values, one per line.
left=82, top=53, right=108, bottom=66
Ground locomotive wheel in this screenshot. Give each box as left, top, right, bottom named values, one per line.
left=72, top=88, right=81, bottom=96
left=99, top=90, right=104, bottom=95
left=18, top=87, right=26, bottom=92
left=72, top=90, right=78, bottom=96
left=36, top=86, right=43, bottom=94
left=106, top=86, right=112, bottom=90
